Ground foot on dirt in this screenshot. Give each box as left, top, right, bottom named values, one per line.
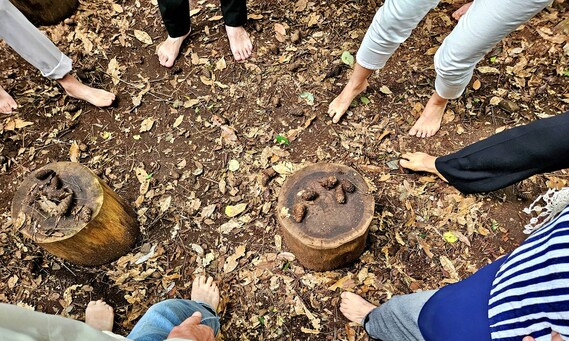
left=340, top=292, right=377, bottom=324
left=0, top=86, right=17, bottom=113
left=85, top=300, right=114, bottom=331
left=409, top=94, right=447, bottom=138
left=328, top=79, right=369, bottom=123
left=452, top=2, right=472, bottom=21
left=225, top=26, right=253, bottom=61
left=400, top=152, right=447, bottom=182
left=191, top=275, right=220, bottom=311
left=57, top=74, right=115, bottom=107
left=157, top=32, right=190, bottom=68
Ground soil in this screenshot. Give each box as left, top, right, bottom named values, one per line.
left=0, top=0, right=568, bottom=340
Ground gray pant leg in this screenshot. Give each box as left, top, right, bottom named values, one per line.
left=0, top=0, right=72, bottom=79
left=356, top=0, right=440, bottom=70
left=363, top=290, right=437, bottom=341
left=434, top=0, right=553, bottom=99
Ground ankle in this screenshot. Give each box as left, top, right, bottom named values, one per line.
left=346, top=78, right=368, bottom=93
left=430, top=92, right=448, bottom=106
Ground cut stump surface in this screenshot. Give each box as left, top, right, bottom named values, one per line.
left=277, top=163, right=374, bottom=270
left=12, top=162, right=139, bottom=266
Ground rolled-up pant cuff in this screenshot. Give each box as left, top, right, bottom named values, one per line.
left=434, top=75, right=467, bottom=100
left=43, top=53, right=72, bottom=80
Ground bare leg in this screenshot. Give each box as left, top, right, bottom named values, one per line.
left=157, top=31, right=190, bottom=68
left=225, top=26, right=252, bottom=61
left=190, top=275, right=220, bottom=311
left=340, top=292, right=377, bottom=324
left=57, top=74, right=115, bottom=107
left=400, top=152, right=448, bottom=182
left=0, top=86, right=18, bottom=113
left=328, top=62, right=373, bottom=123
left=452, top=2, right=473, bottom=21
left=409, top=91, right=448, bottom=138
left=85, top=300, right=114, bottom=332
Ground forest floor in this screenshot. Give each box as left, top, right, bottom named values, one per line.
left=1, top=0, right=568, bottom=339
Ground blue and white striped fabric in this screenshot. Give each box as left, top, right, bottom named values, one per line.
left=488, top=205, right=569, bottom=341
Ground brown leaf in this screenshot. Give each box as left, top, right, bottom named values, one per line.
left=69, top=141, right=80, bottom=163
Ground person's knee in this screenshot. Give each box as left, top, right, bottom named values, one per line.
left=434, top=45, right=474, bottom=81
left=147, top=299, right=180, bottom=316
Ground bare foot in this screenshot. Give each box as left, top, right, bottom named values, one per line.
left=328, top=80, right=368, bottom=123
left=0, top=86, right=17, bottom=113
left=452, top=2, right=472, bottom=21
left=340, top=292, right=377, bottom=324
left=157, top=32, right=190, bottom=68
left=409, top=92, right=448, bottom=138
left=85, top=300, right=114, bottom=332
left=191, top=275, right=220, bottom=311
left=400, top=152, right=447, bottom=182
left=328, top=62, right=373, bottom=124
left=57, top=74, right=115, bottom=107
left=225, top=26, right=253, bottom=61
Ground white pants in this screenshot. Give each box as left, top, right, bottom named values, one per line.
left=356, top=0, right=553, bottom=99
left=0, top=0, right=72, bottom=79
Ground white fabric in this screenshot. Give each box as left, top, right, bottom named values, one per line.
left=524, top=188, right=569, bottom=234
left=357, top=0, right=553, bottom=99
left=0, top=0, right=72, bottom=79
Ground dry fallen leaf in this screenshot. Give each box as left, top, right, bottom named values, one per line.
left=225, top=203, right=247, bottom=217
left=173, top=115, right=184, bottom=128
left=472, top=79, right=481, bottom=90
left=107, top=57, right=121, bottom=85
left=379, top=85, right=392, bottom=95
left=223, top=245, right=246, bottom=273
left=69, top=141, right=80, bottom=163
left=140, top=117, right=155, bottom=133
left=134, top=29, right=153, bottom=45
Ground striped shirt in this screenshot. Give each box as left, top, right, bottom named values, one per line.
left=488, top=206, right=569, bottom=341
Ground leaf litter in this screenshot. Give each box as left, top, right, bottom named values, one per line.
left=0, top=0, right=567, bottom=339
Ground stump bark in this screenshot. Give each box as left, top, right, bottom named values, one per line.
left=10, top=0, right=78, bottom=26
left=12, top=162, right=140, bottom=266
left=277, top=163, right=375, bottom=271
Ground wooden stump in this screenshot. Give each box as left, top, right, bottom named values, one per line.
left=11, top=162, right=140, bottom=266
left=10, top=0, right=78, bottom=26
left=276, top=163, right=374, bottom=271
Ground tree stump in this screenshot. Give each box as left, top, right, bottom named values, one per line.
left=11, top=162, right=140, bottom=266
left=277, top=163, right=374, bottom=271
left=9, top=0, right=78, bottom=26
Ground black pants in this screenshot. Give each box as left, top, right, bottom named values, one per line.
left=158, top=0, right=247, bottom=38
left=435, top=111, right=569, bottom=194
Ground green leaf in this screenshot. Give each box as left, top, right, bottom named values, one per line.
left=360, top=96, right=370, bottom=105
left=299, top=91, right=314, bottom=105
left=282, top=261, right=290, bottom=271
left=489, top=56, right=497, bottom=63
left=491, top=219, right=499, bottom=231
left=443, top=231, right=458, bottom=244
left=341, top=51, right=355, bottom=67
left=275, top=135, right=290, bottom=145
left=258, top=316, right=265, bottom=326
left=562, top=70, right=569, bottom=77
left=146, top=172, right=153, bottom=180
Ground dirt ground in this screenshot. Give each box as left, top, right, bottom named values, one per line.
left=1, top=0, right=568, bottom=339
